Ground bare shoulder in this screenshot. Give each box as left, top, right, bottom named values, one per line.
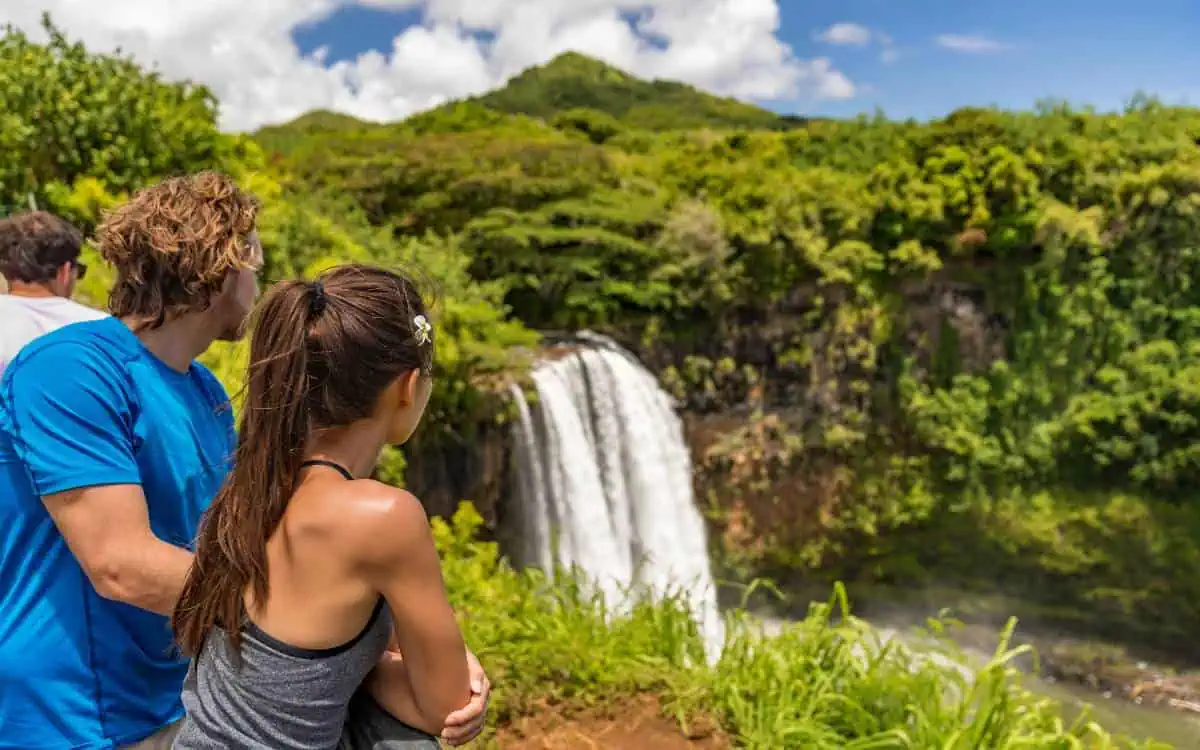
left=327, top=479, right=434, bottom=567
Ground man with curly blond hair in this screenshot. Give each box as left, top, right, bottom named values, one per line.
left=0, top=173, right=491, bottom=750
left=0, top=172, right=262, bottom=749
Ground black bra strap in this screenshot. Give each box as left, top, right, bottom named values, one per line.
left=300, top=459, right=355, bottom=481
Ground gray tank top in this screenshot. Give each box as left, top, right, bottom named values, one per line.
left=174, top=461, right=438, bottom=750
left=173, top=598, right=398, bottom=749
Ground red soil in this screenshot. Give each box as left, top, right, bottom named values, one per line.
left=493, top=696, right=730, bottom=750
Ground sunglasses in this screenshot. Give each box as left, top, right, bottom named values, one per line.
left=73, top=261, right=88, bottom=280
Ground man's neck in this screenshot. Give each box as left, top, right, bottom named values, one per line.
left=6, top=281, right=58, bottom=299
left=123, top=314, right=218, bottom=374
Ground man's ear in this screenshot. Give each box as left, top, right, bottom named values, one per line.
left=208, top=268, right=238, bottom=307
left=54, top=262, right=74, bottom=294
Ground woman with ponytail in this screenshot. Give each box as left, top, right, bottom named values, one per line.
left=171, top=264, right=472, bottom=749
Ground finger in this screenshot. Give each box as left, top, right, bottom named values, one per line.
left=443, top=694, right=485, bottom=727
left=454, top=725, right=483, bottom=746
left=440, top=723, right=477, bottom=746
left=467, top=658, right=486, bottom=692
left=441, top=721, right=483, bottom=747
left=466, top=676, right=489, bottom=701
left=442, top=697, right=488, bottom=740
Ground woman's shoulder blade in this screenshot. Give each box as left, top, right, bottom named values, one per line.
left=327, top=480, right=431, bottom=565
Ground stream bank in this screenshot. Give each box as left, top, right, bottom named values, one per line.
left=740, top=582, right=1200, bottom=747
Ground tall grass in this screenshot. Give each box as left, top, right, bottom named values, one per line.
left=434, top=504, right=1170, bottom=749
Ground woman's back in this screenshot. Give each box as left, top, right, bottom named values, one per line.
left=174, top=597, right=393, bottom=749
left=171, top=267, right=471, bottom=749
left=174, top=461, right=442, bottom=749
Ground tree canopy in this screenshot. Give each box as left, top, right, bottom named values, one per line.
left=257, top=67, right=1200, bottom=587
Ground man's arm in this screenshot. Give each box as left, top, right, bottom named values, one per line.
left=43, top=484, right=193, bottom=615
left=4, top=342, right=194, bottom=615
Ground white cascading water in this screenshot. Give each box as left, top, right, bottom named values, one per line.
left=508, top=332, right=725, bottom=662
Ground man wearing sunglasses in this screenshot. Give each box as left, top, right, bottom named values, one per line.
left=0, top=211, right=107, bottom=378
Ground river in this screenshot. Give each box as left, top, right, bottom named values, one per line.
left=1033, top=675, right=1200, bottom=747
left=906, top=622, right=1200, bottom=747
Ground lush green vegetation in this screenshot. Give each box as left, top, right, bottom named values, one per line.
left=440, top=504, right=1162, bottom=749
left=3, top=17, right=1197, bottom=745
left=258, top=57, right=1200, bottom=656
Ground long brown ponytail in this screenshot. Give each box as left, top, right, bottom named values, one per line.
left=173, top=263, right=434, bottom=657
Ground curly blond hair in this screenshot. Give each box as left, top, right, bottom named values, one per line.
left=96, top=171, right=260, bottom=327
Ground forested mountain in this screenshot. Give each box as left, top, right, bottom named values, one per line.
left=466, top=51, right=804, bottom=130
left=256, top=51, right=801, bottom=143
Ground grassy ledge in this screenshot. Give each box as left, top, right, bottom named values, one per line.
left=437, top=504, right=1168, bottom=749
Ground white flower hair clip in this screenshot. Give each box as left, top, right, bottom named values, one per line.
left=413, top=314, right=432, bottom=346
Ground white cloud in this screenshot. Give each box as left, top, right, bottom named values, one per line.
left=804, top=58, right=856, bottom=100
left=817, top=22, right=871, bottom=47
left=877, top=32, right=900, bottom=64
left=936, top=33, right=1008, bottom=54
left=816, top=21, right=898, bottom=66
left=0, top=1, right=858, bottom=131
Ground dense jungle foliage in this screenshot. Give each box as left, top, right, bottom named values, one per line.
left=254, top=55, right=1200, bottom=653
left=4, top=13, right=1200, bottom=667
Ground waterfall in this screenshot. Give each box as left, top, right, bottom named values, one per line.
left=508, top=333, right=725, bottom=661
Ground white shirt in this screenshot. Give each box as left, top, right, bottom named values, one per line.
left=0, top=294, right=109, bottom=379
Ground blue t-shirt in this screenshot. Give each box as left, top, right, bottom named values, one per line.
left=0, top=317, right=235, bottom=749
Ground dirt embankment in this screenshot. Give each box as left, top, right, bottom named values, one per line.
left=493, top=696, right=728, bottom=750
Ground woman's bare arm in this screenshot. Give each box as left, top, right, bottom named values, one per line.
left=364, top=650, right=438, bottom=734
left=350, top=484, right=471, bottom=735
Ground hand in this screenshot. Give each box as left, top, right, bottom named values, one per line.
left=441, top=650, right=490, bottom=746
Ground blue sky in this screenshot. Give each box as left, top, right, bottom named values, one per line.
left=292, top=0, right=1199, bottom=121
left=797, top=0, right=1199, bottom=119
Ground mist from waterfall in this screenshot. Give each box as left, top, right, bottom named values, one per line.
left=508, top=333, right=725, bottom=661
